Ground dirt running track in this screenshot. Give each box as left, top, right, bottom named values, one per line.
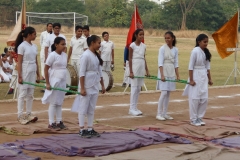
left=0, top=86, right=240, bottom=159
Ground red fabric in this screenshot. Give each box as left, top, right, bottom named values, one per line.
left=126, top=5, right=144, bottom=48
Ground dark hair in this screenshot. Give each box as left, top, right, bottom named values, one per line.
left=1, top=53, right=6, bottom=58
left=87, top=35, right=103, bottom=66
left=15, top=26, right=35, bottom=52
left=4, top=47, right=8, bottom=53
left=51, top=37, right=65, bottom=52
left=75, top=25, right=83, bottom=31
left=165, top=31, right=176, bottom=46
left=83, top=25, right=89, bottom=31
left=53, top=23, right=61, bottom=28
left=102, top=31, right=109, bottom=37
left=47, top=23, right=52, bottom=27
left=196, top=34, right=211, bottom=62
left=132, top=29, right=144, bottom=42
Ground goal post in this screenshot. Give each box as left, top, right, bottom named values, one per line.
left=16, top=11, right=88, bottom=35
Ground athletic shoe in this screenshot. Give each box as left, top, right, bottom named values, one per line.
left=57, top=121, right=67, bottom=130
left=156, top=115, right=166, bottom=121
left=26, top=114, right=38, bottom=123
left=164, top=115, right=174, bottom=120
left=8, top=88, right=14, bottom=94
left=129, top=109, right=141, bottom=116
left=190, top=120, right=201, bottom=126
left=17, top=115, right=29, bottom=125
left=136, top=109, right=143, bottom=115
left=79, top=130, right=91, bottom=138
left=88, top=129, right=100, bottom=137
left=48, top=123, right=61, bottom=131
left=198, top=118, right=206, bottom=126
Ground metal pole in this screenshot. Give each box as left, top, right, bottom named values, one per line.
left=28, top=16, right=29, bottom=26
left=234, top=8, right=239, bottom=84
left=16, top=11, right=18, bottom=24
left=73, top=12, right=76, bottom=36
left=134, top=3, right=137, bottom=30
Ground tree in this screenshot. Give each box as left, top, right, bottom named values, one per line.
left=179, top=0, right=198, bottom=30
left=103, top=0, right=129, bottom=27
left=0, top=0, right=36, bottom=27
left=187, top=0, right=226, bottom=31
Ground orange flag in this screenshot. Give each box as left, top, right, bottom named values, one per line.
left=212, top=12, right=239, bottom=59
left=126, top=4, right=143, bottom=48
left=7, top=0, right=26, bottom=62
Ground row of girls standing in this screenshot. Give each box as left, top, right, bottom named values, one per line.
left=15, top=26, right=105, bottom=137
left=128, top=29, right=213, bottom=126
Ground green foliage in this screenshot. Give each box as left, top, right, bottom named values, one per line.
left=103, top=0, right=129, bottom=27
left=0, top=0, right=239, bottom=31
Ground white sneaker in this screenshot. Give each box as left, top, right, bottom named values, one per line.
left=164, top=115, right=174, bottom=120
left=190, top=120, right=201, bottom=126
left=129, top=109, right=141, bottom=116
left=156, top=115, right=166, bottom=121
left=26, top=113, right=38, bottom=123
left=136, top=109, right=143, bottom=115
left=198, top=118, right=206, bottom=126
left=17, top=115, right=29, bottom=125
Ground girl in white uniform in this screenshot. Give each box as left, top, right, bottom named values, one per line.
left=15, top=27, right=40, bottom=125
left=183, top=34, right=213, bottom=126
left=72, top=35, right=105, bottom=138
left=156, top=31, right=179, bottom=121
left=128, top=29, right=150, bottom=116
left=42, top=37, right=67, bottom=130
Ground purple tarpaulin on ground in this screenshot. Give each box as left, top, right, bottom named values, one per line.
left=5, top=129, right=191, bottom=157
left=211, top=136, right=240, bottom=149
left=0, top=144, right=40, bottom=160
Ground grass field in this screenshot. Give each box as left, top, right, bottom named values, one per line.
left=0, top=28, right=239, bottom=100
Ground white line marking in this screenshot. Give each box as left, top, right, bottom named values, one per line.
left=170, top=99, right=186, bottom=102
left=146, top=102, right=158, bottom=105
left=111, top=104, right=129, bottom=107
left=217, top=96, right=233, bottom=98
left=97, top=115, right=144, bottom=121
left=210, top=106, right=224, bottom=109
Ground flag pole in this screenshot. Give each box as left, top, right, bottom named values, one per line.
left=234, top=8, right=239, bottom=84
left=134, top=3, right=137, bottom=30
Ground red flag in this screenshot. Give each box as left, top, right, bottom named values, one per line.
left=126, top=4, right=143, bottom=48
left=7, top=0, right=26, bottom=62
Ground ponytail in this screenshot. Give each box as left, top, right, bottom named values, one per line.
left=165, top=31, right=176, bottom=46
left=51, top=37, right=65, bottom=52
left=15, top=26, right=35, bottom=53
left=195, top=34, right=212, bottom=62
left=87, top=35, right=103, bottom=66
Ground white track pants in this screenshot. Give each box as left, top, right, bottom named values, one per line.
left=130, top=86, right=141, bottom=110
left=78, top=93, right=98, bottom=127
left=157, top=91, right=170, bottom=116
left=17, top=88, right=34, bottom=117
left=71, top=58, right=80, bottom=74
left=40, top=49, right=45, bottom=79
left=48, top=104, right=62, bottom=125
left=189, top=98, right=207, bottom=121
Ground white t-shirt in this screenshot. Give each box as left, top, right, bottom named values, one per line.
left=18, top=41, right=38, bottom=63
left=130, top=42, right=146, bottom=59
left=99, top=40, right=114, bottom=61
left=70, top=36, right=88, bottom=59
left=2, top=61, right=11, bottom=69
left=40, top=31, right=51, bottom=47
left=44, top=33, right=67, bottom=54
